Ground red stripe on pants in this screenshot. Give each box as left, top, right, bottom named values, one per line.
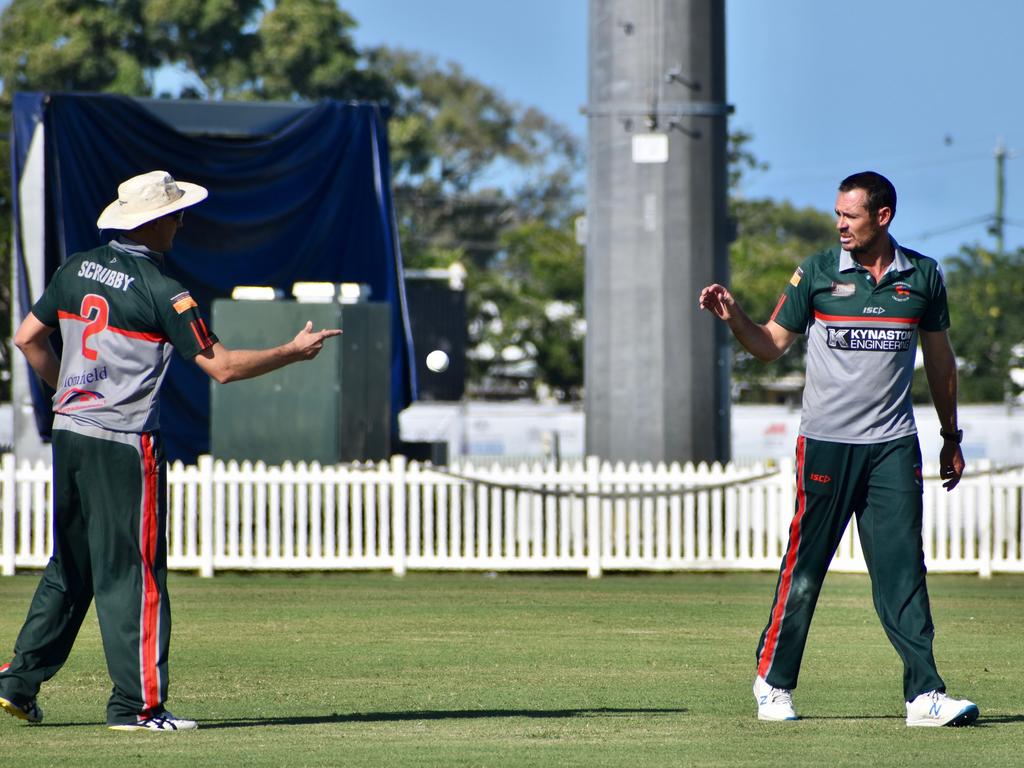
left=139, top=434, right=161, bottom=712
left=757, top=435, right=807, bottom=680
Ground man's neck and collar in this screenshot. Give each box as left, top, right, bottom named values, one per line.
left=840, top=235, right=909, bottom=281
left=110, top=235, right=165, bottom=266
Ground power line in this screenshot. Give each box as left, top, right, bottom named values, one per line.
left=904, top=214, right=991, bottom=242
left=740, top=149, right=996, bottom=190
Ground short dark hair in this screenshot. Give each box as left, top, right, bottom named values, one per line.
left=839, top=171, right=897, bottom=219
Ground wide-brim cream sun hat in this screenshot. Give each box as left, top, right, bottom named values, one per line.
left=96, top=170, right=208, bottom=230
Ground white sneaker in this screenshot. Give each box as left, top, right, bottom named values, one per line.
left=905, top=690, right=979, bottom=727
left=753, top=675, right=798, bottom=721
left=109, top=711, right=198, bottom=731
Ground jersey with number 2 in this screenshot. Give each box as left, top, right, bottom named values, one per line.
left=31, top=240, right=217, bottom=433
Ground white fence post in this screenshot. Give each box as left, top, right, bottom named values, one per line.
left=978, top=471, right=993, bottom=579
left=2, top=454, right=16, bottom=576
left=586, top=456, right=602, bottom=578
left=199, top=455, right=215, bottom=578
left=392, top=455, right=408, bottom=576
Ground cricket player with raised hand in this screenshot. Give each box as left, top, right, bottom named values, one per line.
left=699, top=171, right=978, bottom=727
left=0, top=170, right=340, bottom=731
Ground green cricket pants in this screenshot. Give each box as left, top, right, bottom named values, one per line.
left=0, top=426, right=171, bottom=724
left=755, top=434, right=945, bottom=702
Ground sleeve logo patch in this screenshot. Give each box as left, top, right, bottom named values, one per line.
left=789, top=267, right=804, bottom=287
left=171, top=291, right=198, bottom=314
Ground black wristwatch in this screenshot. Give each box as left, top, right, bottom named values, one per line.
left=940, top=428, right=964, bottom=444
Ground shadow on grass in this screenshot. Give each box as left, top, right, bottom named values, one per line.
left=791, top=713, right=1024, bottom=727
left=975, top=715, right=1024, bottom=726
left=200, top=707, right=688, bottom=730
left=794, top=715, right=906, bottom=721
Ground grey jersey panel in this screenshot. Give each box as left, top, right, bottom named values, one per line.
left=800, top=316, right=919, bottom=444
left=53, top=315, right=174, bottom=432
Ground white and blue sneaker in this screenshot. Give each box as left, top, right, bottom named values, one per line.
left=753, top=675, right=798, bottom=721
left=905, top=690, right=979, bottom=727
left=109, top=711, right=198, bottom=731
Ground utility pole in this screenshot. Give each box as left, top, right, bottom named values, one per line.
left=992, top=138, right=1007, bottom=256
left=584, top=0, right=731, bottom=463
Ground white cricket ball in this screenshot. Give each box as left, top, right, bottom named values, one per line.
left=425, top=350, right=450, bottom=373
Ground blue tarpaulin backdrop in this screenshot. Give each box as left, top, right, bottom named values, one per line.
left=11, top=92, right=416, bottom=463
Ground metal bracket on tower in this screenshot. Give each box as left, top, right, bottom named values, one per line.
left=666, top=118, right=701, bottom=139
left=664, top=66, right=701, bottom=91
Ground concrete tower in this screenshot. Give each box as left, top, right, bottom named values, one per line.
left=585, top=0, right=731, bottom=462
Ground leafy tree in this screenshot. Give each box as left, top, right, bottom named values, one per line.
left=142, top=0, right=263, bottom=98
left=363, top=48, right=583, bottom=399
left=0, top=1, right=153, bottom=96
left=256, top=0, right=392, bottom=101
left=727, top=129, right=768, bottom=191
left=467, top=219, right=584, bottom=400
left=935, top=245, right=1024, bottom=403
left=369, top=48, right=580, bottom=254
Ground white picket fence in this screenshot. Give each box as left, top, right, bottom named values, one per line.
left=1, top=454, right=1022, bottom=578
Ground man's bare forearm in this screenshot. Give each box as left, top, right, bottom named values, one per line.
left=724, top=306, right=788, bottom=362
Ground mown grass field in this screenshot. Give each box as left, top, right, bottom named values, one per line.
left=0, top=570, right=1021, bottom=767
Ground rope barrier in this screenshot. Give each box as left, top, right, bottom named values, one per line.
left=418, top=466, right=783, bottom=500
left=411, top=463, right=1024, bottom=501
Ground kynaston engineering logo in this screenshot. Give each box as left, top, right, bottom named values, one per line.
left=826, top=326, right=914, bottom=352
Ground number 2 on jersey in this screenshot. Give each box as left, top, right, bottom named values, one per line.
left=80, top=294, right=109, bottom=361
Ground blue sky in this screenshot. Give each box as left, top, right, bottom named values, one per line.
left=4, top=0, right=1020, bottom=261
left=342, top=0, right=1024, bottom=263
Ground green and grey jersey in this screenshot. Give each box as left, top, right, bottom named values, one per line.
left=770, top=241, right=948, bottom=444
left=31, top=239, right=218, bottom=434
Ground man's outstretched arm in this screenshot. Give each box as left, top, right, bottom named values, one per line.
left=698, top=284, right=798, bottom=362
left=193, top=321, right=341, bottom=384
